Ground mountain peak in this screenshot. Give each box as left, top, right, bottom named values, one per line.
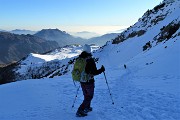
left=34, top=28, right=86, bottom=47
left=40, top=28, right=66, bottom=33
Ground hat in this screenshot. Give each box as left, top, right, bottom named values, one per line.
left=83, top=44, right=91, bottom=53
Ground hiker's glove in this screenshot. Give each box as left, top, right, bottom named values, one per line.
left=100, top=65, right=105, bottom=72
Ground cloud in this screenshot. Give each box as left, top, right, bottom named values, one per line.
left=58, top=25, right=128, bottom=35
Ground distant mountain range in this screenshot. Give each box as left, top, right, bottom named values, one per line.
left=70, top=31, right=100, bottom=39
left=0, top=32, right=59, bottom=64
left=1, top=28, right=122, bottom=47
left=10, top=29, right=37, bottom=35
left=0, top=29, right=37, bottom=35
left=34, top=29, right=87, bottom=47
left=87, top=33, right=119, bottom=46
left=0, top=28, right=120, bottom=65
left=34, top=28, right=121, bottom=47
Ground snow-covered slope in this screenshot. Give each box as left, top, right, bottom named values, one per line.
left=0, top=0, right=179, bottom=120
left=0, top=38, right=179, bottom=120
left=15, top=45, right=99, bottom=80
left=98, top=0, right=180, bottom=67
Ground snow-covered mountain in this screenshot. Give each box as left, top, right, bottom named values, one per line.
left=19, top=44, right=99, bottom=78
left=112, top=0, right=179, bottom=45
left=0, top=0, right=179, bottom=119
left=0, top=44, right=100, bottom=84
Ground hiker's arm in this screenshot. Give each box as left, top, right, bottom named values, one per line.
left=86, top=58, right=103, bottom=76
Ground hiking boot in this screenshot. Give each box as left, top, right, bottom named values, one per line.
left=76, top=109, right=87, bottom=117
left=84, top=107, right=93, bottom=113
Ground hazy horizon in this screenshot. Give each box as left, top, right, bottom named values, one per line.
left=0, top=25, right=128, bottom=35
left=0, top=0, right=163, bottom=35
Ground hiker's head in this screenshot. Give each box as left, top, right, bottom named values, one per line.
left=83, top=44, right=91, bottom=53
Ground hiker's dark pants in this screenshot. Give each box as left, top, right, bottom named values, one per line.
left=79, top=82, right=94, bottom=110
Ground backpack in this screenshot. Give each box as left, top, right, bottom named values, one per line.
left=71, top=57, right=91, bottom=82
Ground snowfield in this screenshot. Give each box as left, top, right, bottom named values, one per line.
left=0, top=38, right=179, bottom=120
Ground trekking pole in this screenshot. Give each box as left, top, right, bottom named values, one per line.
left=103, top=72, right=114, bottom=105
left=73, top=80, right=76, bottom=87
left=72, top=85, right=80, bottom=108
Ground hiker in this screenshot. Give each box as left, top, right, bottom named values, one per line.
left=75, top=44, right=105, bottom=117
left=124, top=64, right=127, bottom=69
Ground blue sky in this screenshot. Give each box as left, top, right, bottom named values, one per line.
left=0, top=0, right=163, bottom=34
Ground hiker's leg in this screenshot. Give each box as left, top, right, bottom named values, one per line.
left=79, top=83, right=94, bottom=110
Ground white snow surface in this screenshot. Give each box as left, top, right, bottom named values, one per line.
left=0, top=1, right=180, bottom=120
left=17, top=45, right=99, bottom=74
left=0, top=38, right=179, bottom=120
